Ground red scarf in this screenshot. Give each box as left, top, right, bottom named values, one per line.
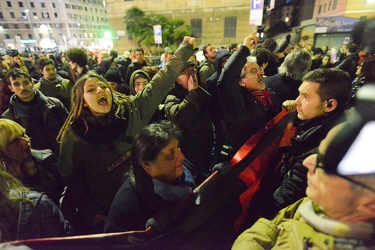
left=251, top=90, right=274, bottom=107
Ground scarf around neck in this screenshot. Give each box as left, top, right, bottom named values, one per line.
left=298, top=200, right=375, bottom=240
left=251, top=89, right=274, bottom=107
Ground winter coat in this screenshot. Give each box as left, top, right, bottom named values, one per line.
left=335, top=53, right=360, bottom=81
left=164, top=82, right=213, bottom=177
left=15, top=190, right=71, bottom=240
left=104, top=166, right=195, bottom=233
left=16, top=149, right=65, bottom=206
left=2, top=89, right=68, bottom=156
left=217, top=45, right=281, bottom=153
left=57, top=41, right=194, bottom=225
left=264, top=73, right=302, bottom=103
left=273, top=111, right=346, bottom=210
left=35, top=75, right=73, bottom=110
left=232, top=198, right=375, bottom=250
left=199, top=58, right=216, bottom=84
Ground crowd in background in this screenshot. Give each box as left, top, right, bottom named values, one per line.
left=0, top=18, right=375, bottom=249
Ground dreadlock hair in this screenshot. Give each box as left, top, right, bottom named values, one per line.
left=0, top=170, right=31, bottom=242
left=57, top=72, right=136, bottom=143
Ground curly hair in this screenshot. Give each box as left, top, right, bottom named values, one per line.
left=278, top=50, right=312, bottom=81
left=66, top=47, right=88, bottom=68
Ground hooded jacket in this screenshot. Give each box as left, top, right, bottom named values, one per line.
left=129, top=69, right=151, bottom=95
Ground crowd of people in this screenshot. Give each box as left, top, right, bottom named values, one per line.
left=0, top=17, right=375, bottom=249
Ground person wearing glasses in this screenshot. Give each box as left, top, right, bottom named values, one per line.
left=233, top=99, right=375, bottom=249
left=0, top=118, right=64, bottom=206
left=217, top=33, right=281, bottom=154
left=164, top=61, right=213, bottom=183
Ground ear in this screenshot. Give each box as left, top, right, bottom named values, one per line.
left=239, top=79, right=245, bottom=86
left=141, top=163, right=152, bottom=175
left=8, top=84, right=15, bottom=93
left=324, top=99, right=337, bottom=113
left=39, top=69, right=44, bottom=75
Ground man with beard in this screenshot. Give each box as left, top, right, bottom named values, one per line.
left=2, top=68, right=68, bottom=156
left=35, top=57, right=73, bottom=110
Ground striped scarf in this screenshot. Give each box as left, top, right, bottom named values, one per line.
left=251, top=89, right=274, bottom=107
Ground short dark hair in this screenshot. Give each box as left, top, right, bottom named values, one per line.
left=250, top=48, right=272, bottom=66
left=346, top=43, right=358, bottom=53
left=37, top=58, right=55, bottom=71
left=134, top=47, right=144, bottom=55
left=6, top=68, right=31, bottom=86
left=203, top=44, right=212, bottom=55
left=303, top=68, right=352, bottom=109
left=313, top=48, right=324, bottom=55
left=130, top=120, right=182, bottom=201
left=66, top=47, right=88, bottom=67
left=132, top=120, right=182, bottom=169
left=261, top=38, right=277, bottom=52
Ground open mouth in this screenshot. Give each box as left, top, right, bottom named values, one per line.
left=98, top=96, right=108, bottom=105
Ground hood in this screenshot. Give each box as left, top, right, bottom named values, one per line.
left=214, top=49, right=231, bottom=71
left=129, top=69, right=150, bottom=95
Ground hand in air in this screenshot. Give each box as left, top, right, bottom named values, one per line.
left=184, top=36, right=198, bottom=50
left=243, top=32, right=260, bottom=51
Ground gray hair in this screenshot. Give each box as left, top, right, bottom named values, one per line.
left=278, top=50, right=312, bottom=81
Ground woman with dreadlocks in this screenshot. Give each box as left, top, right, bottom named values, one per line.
left=56, top=37, right=196, bottom=234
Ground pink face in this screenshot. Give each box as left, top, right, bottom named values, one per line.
left=302, top=126, right=360, bottom=220
left=294, top=81, right=326, bottom=121
left=5, top=133, right=36, bottom=178
left=143, top=138, right=185, bottom=184
left=83, top=77, right=113, bottom=116
left=240, top=62, right=265, bottom=92
left=8, top=75, right=35, bottom=102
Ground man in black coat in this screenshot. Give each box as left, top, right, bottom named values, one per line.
left=249, top=68, right=352, bottom=222
left=2, top=68, right=68, bottom=156
left=335, top=43, right=359, bottom=81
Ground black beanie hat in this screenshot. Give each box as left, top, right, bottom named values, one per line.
left=104, top=67, right=122, bottom=83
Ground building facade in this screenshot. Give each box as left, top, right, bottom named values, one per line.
left=0, top=0, right=111, bottom=52
left=106, top=0, right=258, bottom=54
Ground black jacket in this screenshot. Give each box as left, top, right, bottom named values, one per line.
left=2, top=89, right=68, bottom=155
left=217, top=46, right=281, bottom=153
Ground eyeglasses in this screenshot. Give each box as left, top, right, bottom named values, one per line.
left=243, top=67, right=264, bottom=76
left=314, top=152, right=375, bottom=194
left=180, top=68, right=197, bottom=76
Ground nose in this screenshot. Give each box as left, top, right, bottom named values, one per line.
left=139, top=84, right=146, bottom=91
left=177, top=148, right=185, bottom=161
left=96, top=86, right=104, bottom=93
left=302, top=154, right=317, bottom=173
left=294, top=95, right=301, bottom=105
left=20, top=136, right=30, bottom=146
